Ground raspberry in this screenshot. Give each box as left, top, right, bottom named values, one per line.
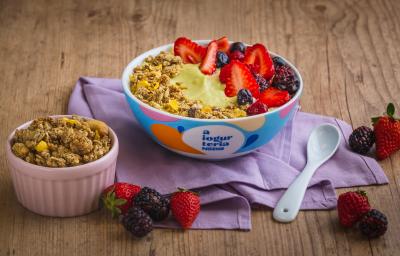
left=229, top=50, right=244, bottom=61
left=247, top=101, right=268, bottom=116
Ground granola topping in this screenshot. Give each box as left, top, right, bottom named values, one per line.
left=130, top=51, right=248, bottom=119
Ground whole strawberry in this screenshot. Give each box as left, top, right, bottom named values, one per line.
left=170, top=188, right=200, bottom=229
left=102, top=182, right=141, bottom=217
left=372, top=103, right=400, bottom=160
left=337, top=191, right=371, bottom=227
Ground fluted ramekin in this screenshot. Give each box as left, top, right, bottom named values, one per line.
left=5, top=115, right=119, bottom=217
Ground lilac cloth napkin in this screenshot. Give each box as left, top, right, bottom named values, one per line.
left=68, top=77, right=388, bottom=230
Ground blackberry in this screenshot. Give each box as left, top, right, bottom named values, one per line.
left=237, top=89, right=253, bottom=105
left=358, top=209, right=388, bottom=238
left=121, top=206, right=153, bottom=237
left=229, top=42, right=246, bottom=53
left=253, top=73, right=270, bottom=92
left=133, top=187, right=170, bottom=221
left=272, top=56, right=286, bottom=68
left=349, top=126, right=375, bottom=154
left=216, top=51, right=230, bottom=68
left=272, top=65, right=299, bottom=95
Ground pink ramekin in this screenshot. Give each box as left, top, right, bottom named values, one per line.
left=5, top=115, right=119, bottom=217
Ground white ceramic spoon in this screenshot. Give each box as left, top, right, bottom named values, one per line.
left=273, top=124, right=341, bottom=223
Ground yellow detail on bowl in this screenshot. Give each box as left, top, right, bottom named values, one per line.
left=230, top=116, right=266, bottom=131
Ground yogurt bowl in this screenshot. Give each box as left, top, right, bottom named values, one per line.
left=122, top=40, right=303, bottom=160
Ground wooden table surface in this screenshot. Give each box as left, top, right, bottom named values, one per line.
left=0, top=0, right=399, bottom=255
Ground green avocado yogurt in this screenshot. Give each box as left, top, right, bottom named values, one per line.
left=171, top=64, right=236, bottom=108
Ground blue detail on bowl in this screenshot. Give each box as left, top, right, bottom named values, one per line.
left=177, top=126, right=185, bottom=133
left=242, top=134, right=259, bottom=149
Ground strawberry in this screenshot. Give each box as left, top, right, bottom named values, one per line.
left=174, top=37, right=206, bottom=64
left=219, top=61, right=232, bottom=83
left=200, top=40, right=218, bottom=75
left=259, top=87, right=290, bottom=107
left=372, top=103, right=400, bottom=160
left=170, top=188, right=200, bottom=229
left=215, top=36, right=230, bottom=52
left=223, top=60, right=260, bottom=98
left=102, top=182, right=141, bottom=217
left=337, top=191, right=371, bottom=227
left=243, top=43, right=275, bottom=80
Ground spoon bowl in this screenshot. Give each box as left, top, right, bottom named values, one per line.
left=307, top=124, right=341, bottom=164
left=273, top=124, right=341, bottom=222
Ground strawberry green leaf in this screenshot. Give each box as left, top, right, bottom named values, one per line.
left=114, top=198, right=127, bottom=206
left=387, top=103, right=395, bottom=117
left=371, top=117, right=380, bottom=125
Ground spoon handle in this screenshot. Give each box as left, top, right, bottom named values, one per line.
left=273, top=163, right=317, bottom=222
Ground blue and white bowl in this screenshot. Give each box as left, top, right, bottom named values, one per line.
left=122, top=40, right=303, bottom=160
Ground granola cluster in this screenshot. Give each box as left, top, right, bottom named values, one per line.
left=130, top=51, right=247, bottom=119
left=11, top=116, right=112, bottom=168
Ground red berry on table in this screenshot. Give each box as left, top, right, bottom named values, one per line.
left=170, top=188, right=200, bottom=229
left=229, top=50, right=245, bottom=61
left=337, top=191, right=371, bottom=227
left=174, top=37, right=206, bottom=64
left=200, top=40, right=218, bottom=75
left=215, top=36, right=230, bottom=52
left=246, top=100, right=268, bottom=116
left=102, top=182, right=141, bottom=217
left=223, top=60, right=260, bottom=98
left=259, top=87, right=290, bottom=108
left=243, top=43, right=275, bottom=80
left=358, top=209, right=388, bottom=238
left=371, top=103, right=400, bottom=160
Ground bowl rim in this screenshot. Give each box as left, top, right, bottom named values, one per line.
left=6, top=115, right=119, bottom=175
left=122, top=40, right=303, bottom=122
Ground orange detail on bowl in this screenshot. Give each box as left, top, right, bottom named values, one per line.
left=150, top=124, right=203, bottom=154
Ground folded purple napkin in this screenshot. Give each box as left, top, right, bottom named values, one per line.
left=68, top=77, right=388, bottom=230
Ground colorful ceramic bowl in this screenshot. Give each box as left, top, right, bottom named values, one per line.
left=122, top=40, right=303, bottom=160
left=6, top=115, right=119, bottom=217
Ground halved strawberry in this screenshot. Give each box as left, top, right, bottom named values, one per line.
left=224, top=60, right=260, bottom=97
left=200, top=41, right=218, bottom=75
left=215, top=36, right=230, bottom=52
left=259, top=87, right=289, bottom=107
left=243, top=43, right=275, bottom=80
left=174, top=37, right=206, bottom=64
left=219, top=62, right=233, bottom=83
